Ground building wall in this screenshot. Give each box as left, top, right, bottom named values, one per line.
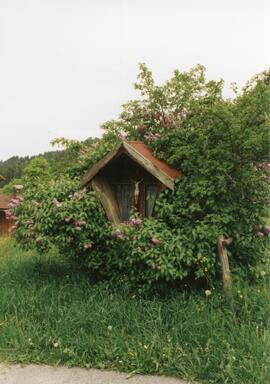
left=0, top=210, right=11, bottom=236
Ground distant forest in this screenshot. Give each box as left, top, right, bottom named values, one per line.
left=0, top=137, right=96, bottom=189
left=0, top=151, right=70, bottom=188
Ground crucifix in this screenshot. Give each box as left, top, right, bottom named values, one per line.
left=130, top=178, right=143, bottom=206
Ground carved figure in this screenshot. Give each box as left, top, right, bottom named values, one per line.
left=130, top=178, right=143, bottom=205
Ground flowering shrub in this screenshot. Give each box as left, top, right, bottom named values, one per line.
left=12, top=65, right=270, bottom=285
left=4, top=195, right=23, bottom=233
left=14, top=177, right=115, bottom=270
left=110, top=218, right=218, bottom=283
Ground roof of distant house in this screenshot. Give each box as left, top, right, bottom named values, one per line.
left=0, top=193, right=12, bottom=210
left=81, top=140, right=182, bottom=190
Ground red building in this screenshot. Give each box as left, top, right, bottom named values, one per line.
left=0, top=193, right=12, bottom=236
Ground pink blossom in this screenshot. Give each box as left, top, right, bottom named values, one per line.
left=75, top=220, right=86, bottom=227
left=75, top=226, right=82, bottom=231
left=84, top=244, right=92, bottom=250
left=257, top=162, right=270, bottom=170
left=264, top=226, right=270, bottom=234
left=151, top=237, right=162, bottom=245
left=64, top=217, right=71, bottom=223
left=161, top=120, right=168, bottom=129
left=4, top=210, right=11, bottom=219
left=8, top=225, right=17, bottom=233
left=131, top=218, right=142, bottom=227
left=71, top=189, right=87, bottom=200
left=154, top=111, right=162, bottom=121
left=113, top=229, right=125, bottom=240
left=136, top=126, right=147, bottom=135
left=144, top=132, right=161, bottom=141
left=118, top=133, right=126, bottom=141
left=255, top=231, right=264, bottom=238
left=11, top=198, right=20, bottom=204
left=14, top=184, right=23, bottom=191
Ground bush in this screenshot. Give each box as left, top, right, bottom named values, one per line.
left=12, top=65, right=270, bottom=286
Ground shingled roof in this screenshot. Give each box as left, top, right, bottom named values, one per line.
left=0, top=193, right=11, bottom=210
left=81, top=140, right=182, bottom=190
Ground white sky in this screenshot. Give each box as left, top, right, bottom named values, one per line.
left=0, top=0, right=269, bottom=160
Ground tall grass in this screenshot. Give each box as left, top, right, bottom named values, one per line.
left=0, top=238, right=269, bottom=383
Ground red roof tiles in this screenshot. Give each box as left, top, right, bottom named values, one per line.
left=126, top=141, right=181, bottom=180
left=81, top=140, right=182, bottom=190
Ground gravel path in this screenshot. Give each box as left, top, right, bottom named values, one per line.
left=0, top=364, right=194, bottom=384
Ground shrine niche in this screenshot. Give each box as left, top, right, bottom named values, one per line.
left=81, top=141, right=181, bottom=224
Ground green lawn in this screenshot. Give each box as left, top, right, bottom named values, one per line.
left=0, top=237, right=269, bottom=384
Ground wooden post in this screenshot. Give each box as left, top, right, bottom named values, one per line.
left=217, top=235, right=233, bottom=295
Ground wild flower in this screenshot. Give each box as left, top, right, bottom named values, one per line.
left=53, top=198, right=62, bottom=208
left=205, top=289, right=211, bottom=297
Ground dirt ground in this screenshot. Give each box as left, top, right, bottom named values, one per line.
left=0, top=364, right=194, bottom=384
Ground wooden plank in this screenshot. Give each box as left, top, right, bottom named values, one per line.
left=81, top=143, right=123, bottom=187
left=123, top=142, right=175, bottom=190
left=217, top=235, right=233, bottom=296
left=0, top=210, right=12, bottom=236
left=91, top=177, right=121, bottom=225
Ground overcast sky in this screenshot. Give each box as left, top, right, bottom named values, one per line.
left=0, top=0, right=269, bottom=161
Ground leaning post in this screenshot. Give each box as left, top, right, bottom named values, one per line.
left=217, top=235, right=233, bottom=296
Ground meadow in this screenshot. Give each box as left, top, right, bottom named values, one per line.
left=0, top=237, right=269, bottom=384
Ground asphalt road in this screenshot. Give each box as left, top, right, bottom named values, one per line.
left=0, top=364, right=194, bottom=384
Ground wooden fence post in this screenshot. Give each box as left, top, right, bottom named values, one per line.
left=217, top=235, right=233, bottom=296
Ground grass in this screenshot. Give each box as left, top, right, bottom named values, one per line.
left=0, top=237, right=269, bottom=384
